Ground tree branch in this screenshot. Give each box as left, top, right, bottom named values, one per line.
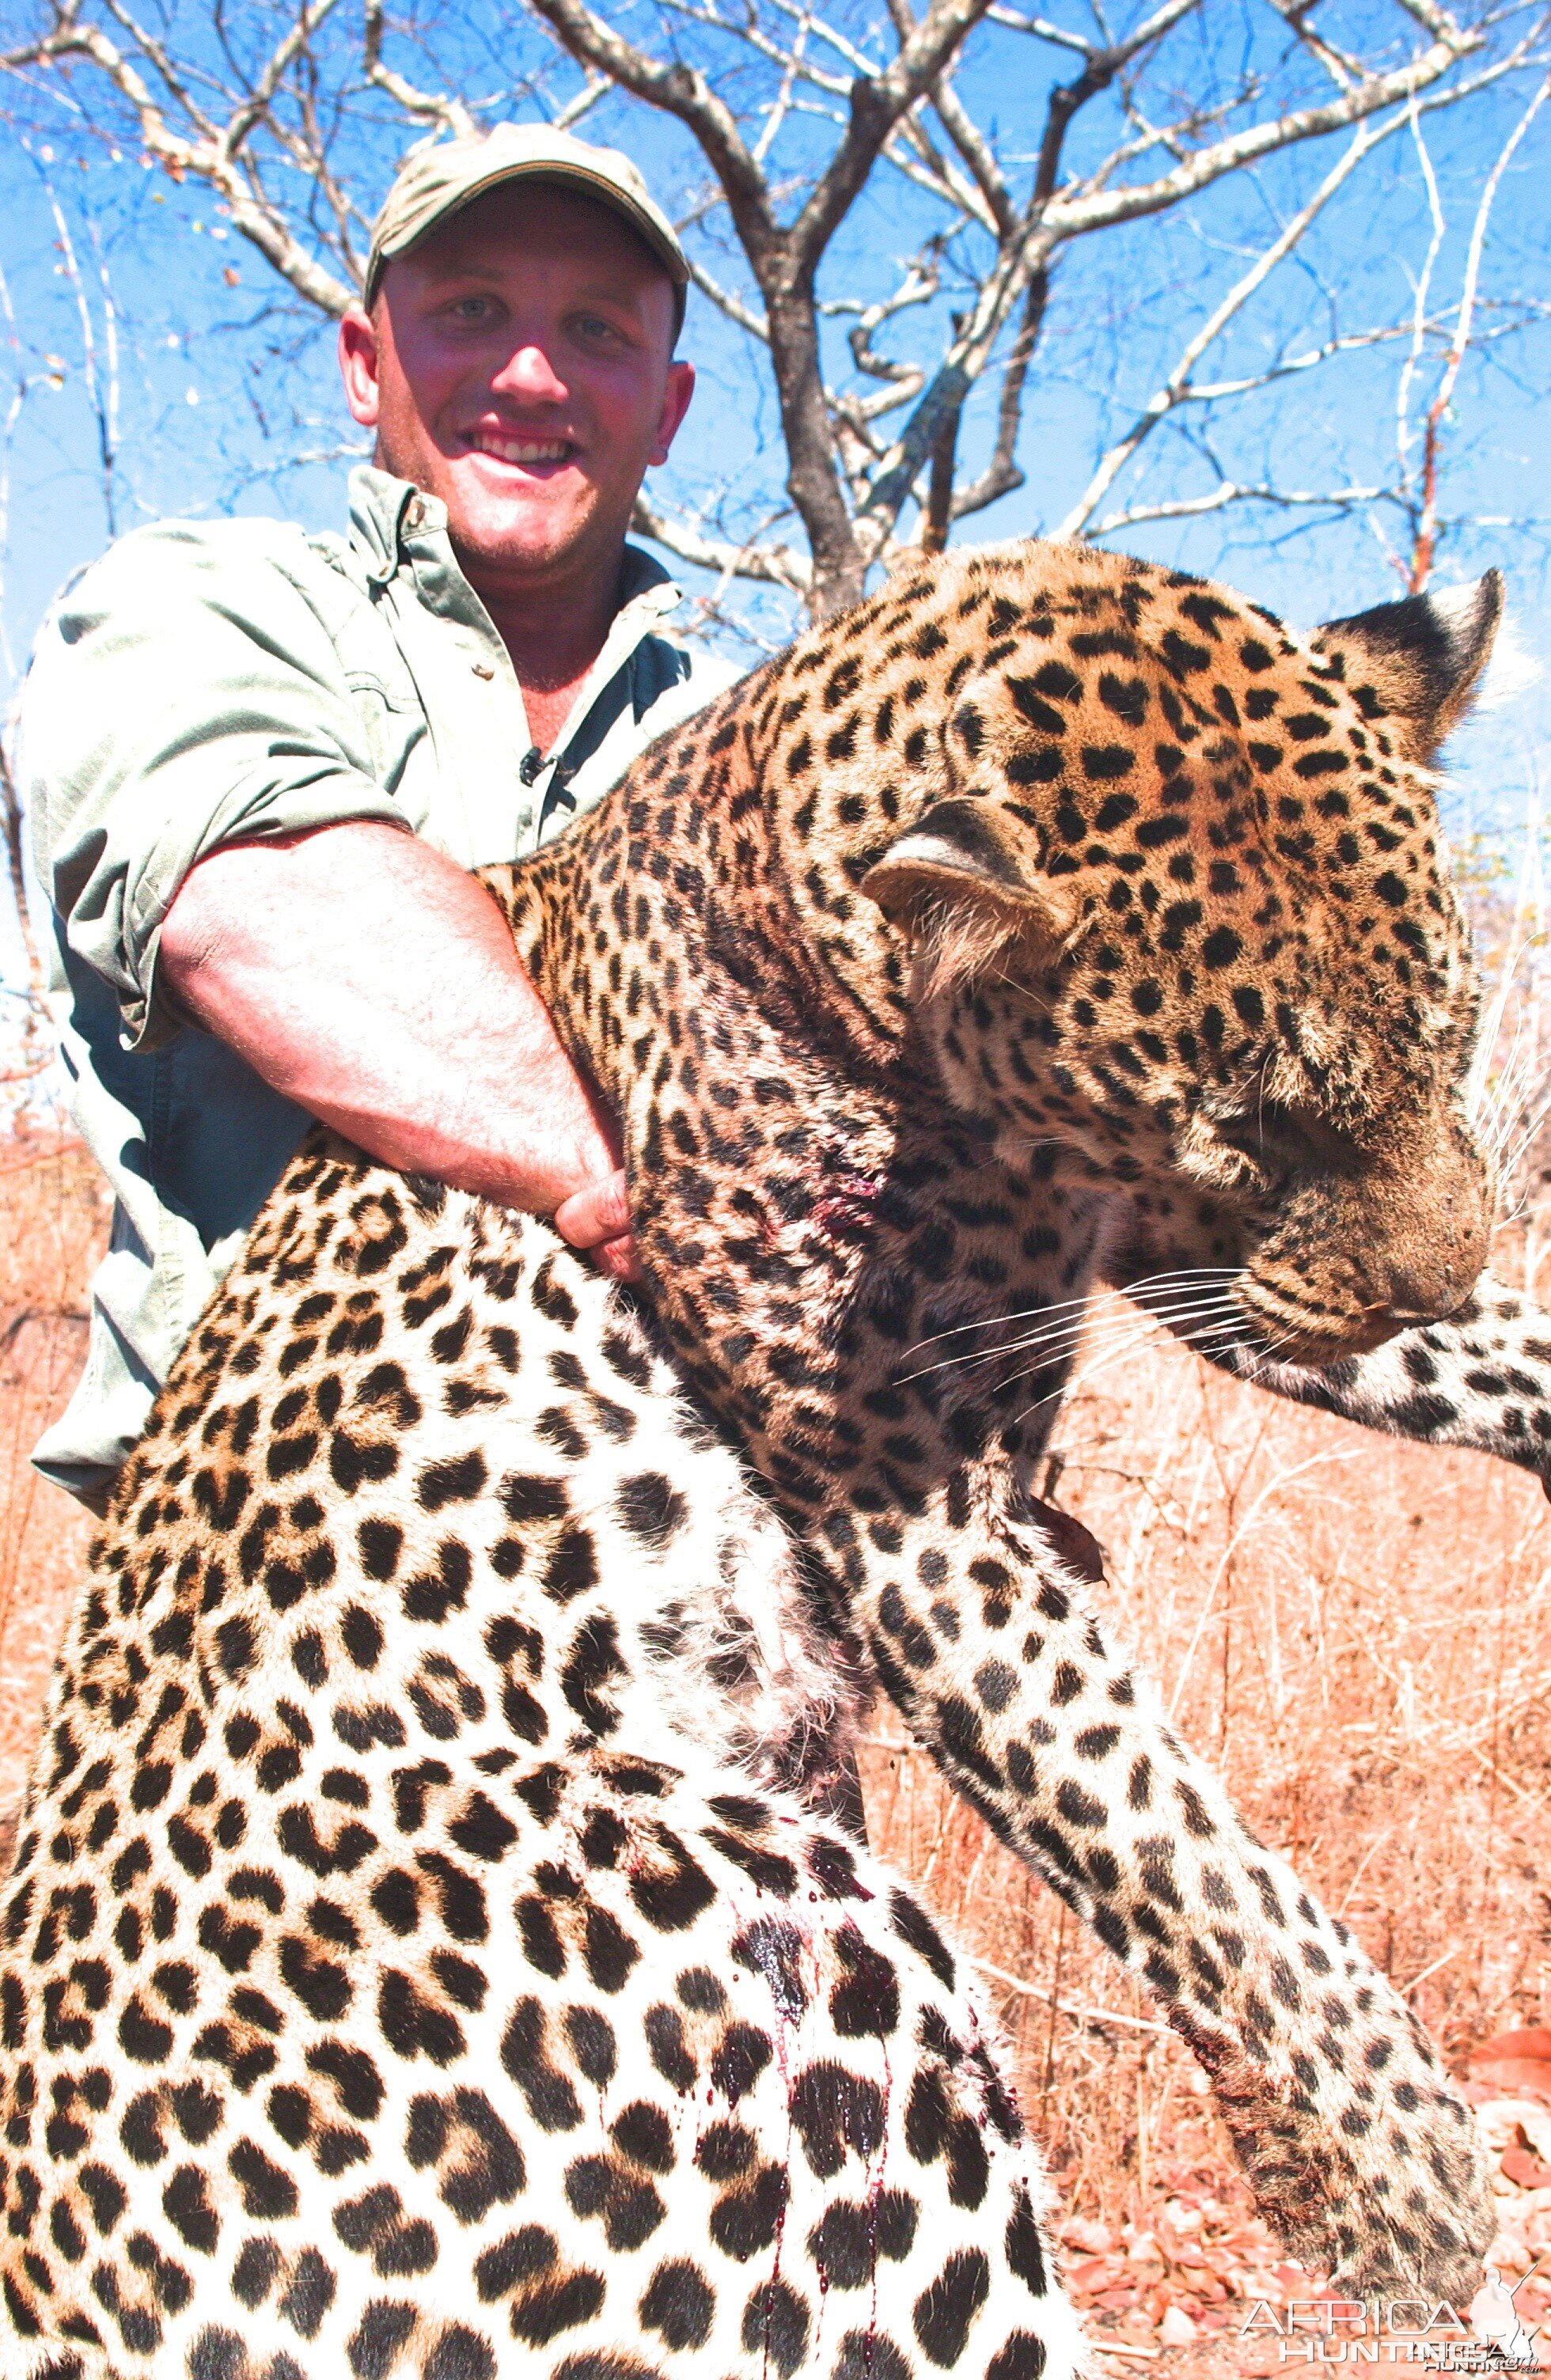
left=1408, top=65, right=1550, bottom=587
left=855, top=0, right=1211, bottom=545
left=551, top=70, right=609, bottom=131
left=1042, top=13, right=1481, bottom=241
left=525, top=0, right=776, bottom=253
left=1083, top=478, right=1393, bottom=536
left=1031, top=0, right=1203, bottom=204
left=919, top=383, right=960, bottom=551
left=946, top=266, right=1044, bottom=519
left=362, top=0, right=477, bottom=142
left=880, top=95, right=999, bottom=230
left=1396, top=101, right=1448, bottom=507
left=5, top=9, right=356, bottom=312
left=882, top=0, right=1015, bottom=235
left=1263, top=0, right=1365, bottom=96
left=226, top=0, right=348, bottom=157
left=788, top=0, right=995, bottom=271
left=1056, top=112, right=1398, bottom=540
left=857, top=0, right=1499, bottom=551
left=630, top=492, right=811, bottom=592
left=982, top=9, right=1101, bottom=56
left=685, top=257, right=772, bottom=343
left=829, top=252, right=942, bottom=380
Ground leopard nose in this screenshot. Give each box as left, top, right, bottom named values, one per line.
left=1368, top=1166, right=1490, bottom=1327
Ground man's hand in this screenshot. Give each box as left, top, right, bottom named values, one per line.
left=160, top=818, right=640, bottom=1279
left=553, top=1168, right=638, bottom=1283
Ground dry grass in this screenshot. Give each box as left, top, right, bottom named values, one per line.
left=1, top=1126, right=1548, bottom=2364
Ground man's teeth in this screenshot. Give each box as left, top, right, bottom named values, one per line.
left=470, top=433, right=571, bottom=464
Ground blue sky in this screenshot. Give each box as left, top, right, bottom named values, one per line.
left=2, top=0, right=1549, bottom=998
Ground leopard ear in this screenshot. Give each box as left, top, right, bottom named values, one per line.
left=859, top=797, right=1079, bottom=994
left=1311, top=570, right=1504, bottom=762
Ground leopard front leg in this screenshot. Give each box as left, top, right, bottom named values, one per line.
left=1233, top=1275, right=1551, bottom=1491
left=806, top=1461, right=1492, bottom=2299
left=1104, top=1207, right=1551, bottom=1489
left=611, top=1044, right=1491, bottom=2295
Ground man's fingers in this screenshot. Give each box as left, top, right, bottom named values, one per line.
left=592, top=1233, right=643, bottom=1284
left=553, top=1174, right=642, bottom=1279
left=553, top=1169, right=639, bottom=1279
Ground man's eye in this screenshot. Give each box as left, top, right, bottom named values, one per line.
left=451, top=297, right=491, bottom=321
left=572, top=313, right=620, bottom=343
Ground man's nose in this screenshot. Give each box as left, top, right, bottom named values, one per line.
left=491, top=343, right=569, bottom=404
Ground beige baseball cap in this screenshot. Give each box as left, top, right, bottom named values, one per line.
left=363, top=122, right=690, bottom=326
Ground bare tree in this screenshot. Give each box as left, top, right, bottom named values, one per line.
left=0, top=723, right=58, bottom=1136
left=1394, top=66, right=1550, bottom=590
left=0, top=248, right=57, bottom=1095
left=3, top=0, right=1548, bottom=620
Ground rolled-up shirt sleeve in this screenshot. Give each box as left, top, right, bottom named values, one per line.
left=21, top=517, right=409, bottom=1051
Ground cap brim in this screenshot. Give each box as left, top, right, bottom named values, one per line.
left=370, top=159, right=688, bottom=302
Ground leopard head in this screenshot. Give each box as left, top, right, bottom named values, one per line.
left=860, top=548, right=1502, bottom=1367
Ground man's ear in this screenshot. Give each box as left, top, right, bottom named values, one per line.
left=859, top=797, right=1079, bottom=995
left=650, top=360, right=696, bottom=467
left=338, top=305, right=384, bottom=431
left=1311, top=571, right=1504, bottom=763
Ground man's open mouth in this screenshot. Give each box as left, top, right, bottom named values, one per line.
left=463, top=429, right=577, bottom=467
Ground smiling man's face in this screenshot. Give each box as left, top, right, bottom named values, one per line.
left=339, top=180, right=693, bottom=601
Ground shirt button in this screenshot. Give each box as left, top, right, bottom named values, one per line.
left=472, top=661, right=495, bottom=680
left=405, top=497, right=427, bottom=531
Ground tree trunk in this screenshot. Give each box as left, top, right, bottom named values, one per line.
left=764, top=249, right=867, bottom=619
left=920, top=402, right=961, bottom=555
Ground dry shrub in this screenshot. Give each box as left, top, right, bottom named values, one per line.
left=0, top=1135, right=106, bottom=1835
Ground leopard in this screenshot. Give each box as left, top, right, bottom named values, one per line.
left=4, top=536, right=1549, bottom=2380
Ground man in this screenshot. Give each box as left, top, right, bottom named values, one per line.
left=21, top=123, right=740, bottom=1511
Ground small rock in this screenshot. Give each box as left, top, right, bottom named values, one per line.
left=1159, top=2306, right=1197, bottom=2348
left=1477, top=2099, right=1551, bottom=2160
left=1470, top=2057, right=1551, bottom=2102
left=1061, top=2218, right=1115, bottom=2255
left=1485, top=2230, right=1534, bottom=2274
left=1473, top=2028, right=1551, bottom=2066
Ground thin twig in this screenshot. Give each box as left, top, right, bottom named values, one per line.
left=1056, top=113, right=1399, bottom=540
left=1409, top=66, right=1551, bottom=587
left=976, top=1957, right=1174, bottom=2037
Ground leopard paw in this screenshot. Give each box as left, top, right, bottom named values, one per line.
left=1211, top=2043, right=1492, bottom=2297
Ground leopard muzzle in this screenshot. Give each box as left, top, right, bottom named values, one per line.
left=1233, top=1127, right=1492, bottom=1370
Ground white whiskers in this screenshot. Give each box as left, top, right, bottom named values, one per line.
left=1011, top=1293, right=1257, bottom=1427
left=902, top=1268, right=1242, bottom=1389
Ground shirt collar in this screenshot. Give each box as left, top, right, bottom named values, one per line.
left=346, top=464, right=684, bottom=635
left=348, top=465, right=420, bottom=586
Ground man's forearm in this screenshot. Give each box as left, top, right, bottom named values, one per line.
left=160, top=820, right=632, bottom=1261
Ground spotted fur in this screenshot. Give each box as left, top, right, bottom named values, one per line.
left=2, top=541, right=1536, bottom=2380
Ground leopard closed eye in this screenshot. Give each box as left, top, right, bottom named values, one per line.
left=2, top=541, right=1532, bottom=2380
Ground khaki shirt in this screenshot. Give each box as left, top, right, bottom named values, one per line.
left=21, top=464, right=741, bottom=1506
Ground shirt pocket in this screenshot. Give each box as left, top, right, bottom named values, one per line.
left=321, top=577, right=424, bottom=790
left=343, top=666, right=424, bottom=794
